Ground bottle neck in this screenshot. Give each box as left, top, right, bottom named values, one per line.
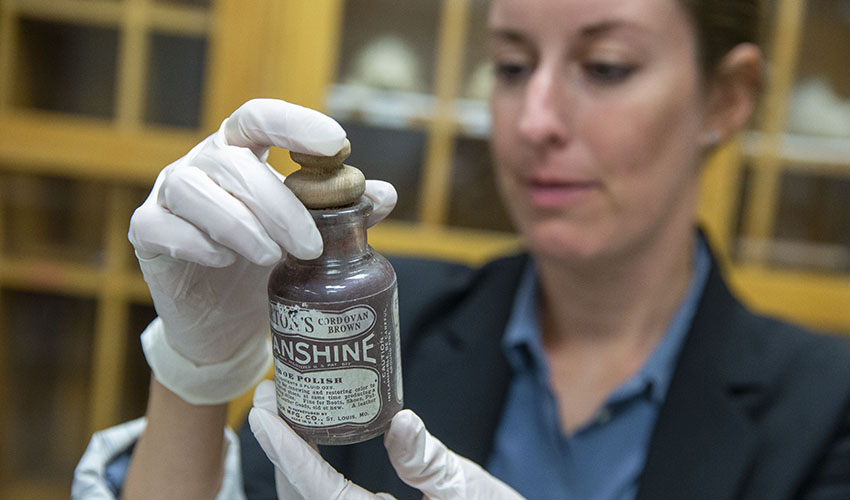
left=300, top=198, right=372, bottom=264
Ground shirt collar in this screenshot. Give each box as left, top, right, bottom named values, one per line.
left=501, top=256, right=547, bottom=382
left=502, top=236, right=712, bottom=403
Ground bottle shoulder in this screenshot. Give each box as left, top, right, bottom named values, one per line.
left=269, top=250, right=396, bottom=303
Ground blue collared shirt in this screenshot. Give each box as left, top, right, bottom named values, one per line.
left=487, top=239, right=711, bottom=500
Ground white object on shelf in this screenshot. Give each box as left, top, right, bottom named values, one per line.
left=345, top=34, right=424, bottom=94
left=455, top=98, right=491, bottom=138
left=787, top=76, right=850, bottom=138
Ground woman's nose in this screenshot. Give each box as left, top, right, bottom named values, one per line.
left=517, top=68, right=571, bottom=147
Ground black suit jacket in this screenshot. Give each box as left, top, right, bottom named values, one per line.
left=241, top=254, right=850, bottom=500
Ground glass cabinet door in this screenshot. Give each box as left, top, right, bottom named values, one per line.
left=729, top=0, right=850, bottom=334
left=325, top=0, right=518, bottom=262
left=0, top=0, right=216, bottom=497
left=737, top=0, right=850, bottom=274
left=773, top=0, right=850, bottom=272
left=327, top=0, right=440, bottom=223
left=1, top=0, right=212, bottom=128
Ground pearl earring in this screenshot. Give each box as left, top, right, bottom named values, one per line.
left=705, top=131, right=722, bottom=147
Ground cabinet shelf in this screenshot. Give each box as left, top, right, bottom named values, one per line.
left=370, top=220, right=518, bottom=265
left=326, top=83, right=491, bottom=138
left=743, top=131, right=850, bottom=172
left=326, top=83, right=435, bottom=131
left=0, top=255, right=149, bottom=300
left=10, top=0, right=210, bottom=34
left=0, top=112, right=202, bottom=182
left=736, top=236, right=850, bottom=273
left=730, top=261, right=850, bottom=333
left=10, top=0, right=123, bottom=28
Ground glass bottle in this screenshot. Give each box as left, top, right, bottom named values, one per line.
left=268, top=140, right=403, bottom=445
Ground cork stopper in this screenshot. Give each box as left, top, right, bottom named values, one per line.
left=285, top=139, right=365, bottom=209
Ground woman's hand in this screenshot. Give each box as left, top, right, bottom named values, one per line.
left=249, top=380, right=526, bottom=500
left=128, top=98, right=397, bottom=405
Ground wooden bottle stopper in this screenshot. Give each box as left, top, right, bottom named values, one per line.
left=285, top=139, right=365, bottom=209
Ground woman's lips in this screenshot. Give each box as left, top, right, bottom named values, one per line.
left=527, top=180, right=599, bottom=209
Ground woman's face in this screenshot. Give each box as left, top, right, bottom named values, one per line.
left=489, top=0, right=710, bottom=263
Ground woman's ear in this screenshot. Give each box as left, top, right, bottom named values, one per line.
left=701, top=43, right=762, bottom=148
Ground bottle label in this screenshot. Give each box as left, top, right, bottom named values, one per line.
left=270, top=283, right=400, bottom=429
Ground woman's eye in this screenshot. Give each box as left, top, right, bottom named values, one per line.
left=494, top=62, right=530, bottom=84
left=584, top=62, right=635, bottom=83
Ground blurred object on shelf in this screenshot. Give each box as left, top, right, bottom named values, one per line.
left=455, top=98, right=490, bottom=138
left=326, top=83, right=434, bottom=129
left=345, top=34, right=424, bottom=93
left=464, top=61, right=492, bottom=102
left=787, top=76, right=850, bottom=137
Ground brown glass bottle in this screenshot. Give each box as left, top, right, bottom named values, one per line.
left=268, top=142, right=402, bottom=445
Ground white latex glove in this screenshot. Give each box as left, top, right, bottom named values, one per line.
left=129, top=98, right=397, bottom=405
left=249, top=380, right=525, bottom=500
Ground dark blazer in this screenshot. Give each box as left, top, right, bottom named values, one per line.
left=240, top=254, right=850, bottom=500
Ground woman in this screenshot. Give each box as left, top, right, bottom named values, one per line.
left=74, top=0, right=850, bottom=498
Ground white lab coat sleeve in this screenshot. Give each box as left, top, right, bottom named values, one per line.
left=71, top=417, right=247, bottom=500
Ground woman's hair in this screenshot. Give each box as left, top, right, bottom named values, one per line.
left=678, top=0, right=761, bottom=75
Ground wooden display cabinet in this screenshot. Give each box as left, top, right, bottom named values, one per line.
left=0, top=0, right=340, bottom=497
left=726, top=0, right=850, bottom=331
left=0, top=0, right=847, bottom=498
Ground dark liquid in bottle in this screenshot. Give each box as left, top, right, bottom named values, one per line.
left=268, top=198, right=403, bottom=445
